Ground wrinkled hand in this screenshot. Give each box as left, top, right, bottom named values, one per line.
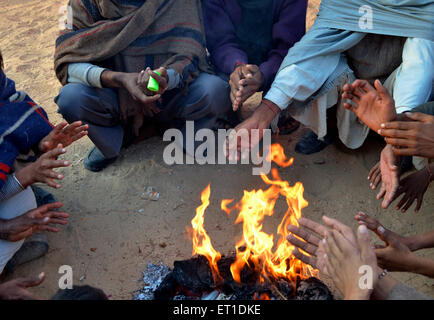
left=0, top=272, right=45, bottom=300
left=324, top=225, right=378, bottom=300
left=373, top=224, right=416, bottom=272
left=286, top=216, right=357, bottom=276
left=225, top=101, right=278, bottom=161
left=378, top=112, right=434, bottom=158
left=0, top=202, right=69, bottom=242
left=377, top=144, right=400, bottom=209
left=15, top=145, right=70, bottom=189
left=230, top=64, right=264, bottom=111
left=39, top=121, right=88, bottom=153
left=367, top=162, right=381, bottom=190
left=120, top=71, right=162, bottom=117
left=342, top=79, right=396, bottom=132
left=137, top=67, right=168, bottom=96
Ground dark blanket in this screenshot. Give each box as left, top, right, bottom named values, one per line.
left=54, top=0, right=211, bottom=133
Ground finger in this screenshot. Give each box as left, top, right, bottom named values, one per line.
left=415, top=194, right=424, bottom=213
left=402, top=112, right=429, bottom=122
left=292, top=248, right=318, bottom=269
left=322, top=216, right=353, bottom=240
left=396, top=192, right=410, bottom=211
left=354, top=211, right=380, bottom=231
left=43, top=169, right=64, bottom=180
left=384, top=138, right=412, bottom=148
left=376, top=185, right=386, bottom=200
left=352, top=79, right=374, bottom=93
left=378, top=128, right=407, bottom=139
left=392, top=147, right=418, bottom=157
left=18, top=272, right=46, bottom=288
left=287, top=224, right=322, bottom=246
left=135, top=90, right=161, bottom=105
left=44, top=147, right=67, bottom=160
left=380, top=121, right=413, bottom=130
left=44, top=159, right=70, bottom=169
left=401, top=195, right=416, bottom=213
left=371, top=172, right=382, bottom=190
left=298, top=217, right=327, bottom=238
left=71, top=131, right=88, bottom=142
left=31, top=202, right=64, bottom=216
left=46, top=218, right=69, bottom=225
left=286, top=234, right=318, bottom=256
left=37, top=225, right=61, bottom=233
left=368, top=162, right=380, bottom=180
left=357, top=225, right=375, bottom=263
left=343, top=102, right=357, bottom=113
left=375, top=224, right=398, bottom=245
left=323, top=231, right=342, bottom=260
left=52, top=122, right=68, bottom=134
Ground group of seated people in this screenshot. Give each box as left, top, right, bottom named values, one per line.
left=0, top=0, right=433, bottom=299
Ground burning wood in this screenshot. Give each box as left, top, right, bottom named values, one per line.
left=150, top=143, right=333, bottom=300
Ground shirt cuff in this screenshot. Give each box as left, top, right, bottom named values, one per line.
left=166, top=69, right=180, bottom=91
left=396, top=105, right=413, bottom=114
left=264, top=86, right=292, bottom=110
left=67, top=63, right=106, bottom=88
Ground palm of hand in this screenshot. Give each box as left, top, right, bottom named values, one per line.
left=357, top=91, right=396, bottom=132
left=378, top=145, right=400, bottom=208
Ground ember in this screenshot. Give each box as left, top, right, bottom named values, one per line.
left=152, top=143, right=332, bottom=300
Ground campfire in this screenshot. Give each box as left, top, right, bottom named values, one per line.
left=153, top=144, right=332, bottom=300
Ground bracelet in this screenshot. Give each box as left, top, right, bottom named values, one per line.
left=262, top=99, right=280, bottom=117
left=12, top=173, right=24, bottom=190
left=378, top=269, right=388, bottom=280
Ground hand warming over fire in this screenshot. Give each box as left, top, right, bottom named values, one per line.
left=323, top=225, right=379, bottom=300
left=286, top=216, right=358, bottom=276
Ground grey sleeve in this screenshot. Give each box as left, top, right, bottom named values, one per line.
left=386, top=282, right=432, bottom=300
left=0, top=174, right=24, bottom=202
left=67, top=63, right=106, bottom=88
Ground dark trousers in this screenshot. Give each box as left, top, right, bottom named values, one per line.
left=55, top=73, right=231, bottom=159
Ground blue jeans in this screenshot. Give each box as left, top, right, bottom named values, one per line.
left=55, top=73, right=231, bottom=159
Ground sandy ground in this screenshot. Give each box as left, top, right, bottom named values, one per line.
left=1, top=0, right=433, bottom=300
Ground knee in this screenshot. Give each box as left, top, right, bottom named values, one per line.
left=55, top=84, right=89, bottom=121
left=196, top=74, right=231, bottom=115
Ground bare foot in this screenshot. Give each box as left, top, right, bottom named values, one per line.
left=342, top=79, right=397, bottom=132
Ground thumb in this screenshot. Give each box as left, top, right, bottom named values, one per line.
left=403, top=112, right=428, bottom=122
left=357, top=225, right=374, bottom=262
left=376, top=224, right=397, bottom=245
left=18, top=272, right=46, bottom=288
left=373, top=79, right=389, bottom=101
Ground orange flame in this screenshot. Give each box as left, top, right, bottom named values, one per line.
left=190, top=184, right=222, bottom=283
left=190, top=144, right=318, bottom=298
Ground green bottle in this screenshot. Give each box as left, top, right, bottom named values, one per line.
left=147, top=70, right=161, bottom=92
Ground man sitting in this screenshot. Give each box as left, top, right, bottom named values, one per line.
left=54, top=0, right=231, bottom=172
left=202, top=0, right=307, bottom=132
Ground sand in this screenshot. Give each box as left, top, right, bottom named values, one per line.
left=0, top=0, right=433, bottom=300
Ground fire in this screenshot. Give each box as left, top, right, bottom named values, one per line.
left=189, top=143, right=318, bottom=296
left=190, top=184, right=222, bottom=283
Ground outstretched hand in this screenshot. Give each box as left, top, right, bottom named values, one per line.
left=15, top=145, right=70, bottom=189
left=0, top=272, right=45, bottom=300
left=39, top=121, right=88, bottom=153
left=0, top=202, right=69, bottom=242
left=342, top=79, right=396, bottom=132
left=286, top=216, right=358, bottom=276
left=376, top=145, right=400, bottom=209
left=378, top=112, right=434, bottom=158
